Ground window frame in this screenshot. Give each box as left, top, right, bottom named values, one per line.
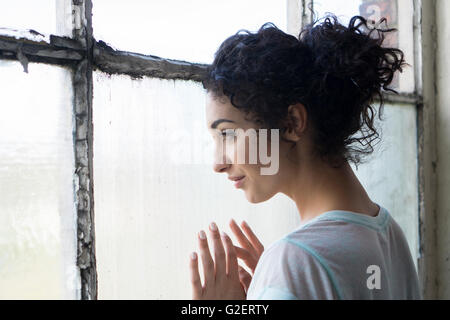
left=0, top=0, right=433, bottom=299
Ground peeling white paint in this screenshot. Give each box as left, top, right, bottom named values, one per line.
left=0, top=27, right=50, bottom=44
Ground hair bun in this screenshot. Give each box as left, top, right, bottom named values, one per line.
left=300, top=14, right=405, bottom=97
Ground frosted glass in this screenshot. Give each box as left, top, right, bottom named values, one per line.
left=93, top=73, right=299, bottom=299
left=0, top=61, right=79, bottom=299
left=92, top=0, right=287, bottom=63
left=0, top=0, right=68, bottom=36
left=353, top=103, right=419, bottom=268
left=313, top=0, right=415, bottom=93
left=93, top=73, right=418, bottom=299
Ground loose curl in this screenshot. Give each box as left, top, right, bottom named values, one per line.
left=202, top=14, right=407, bottom=166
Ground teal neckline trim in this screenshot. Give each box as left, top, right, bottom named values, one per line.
left=282, top=238, right=344, bottom=300
left=294, top=204, right=390, bottom=233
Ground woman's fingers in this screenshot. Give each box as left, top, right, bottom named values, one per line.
left=192, top=223, right=251, bottom=299
left=229, top=219, right=255, bottom=252
left=238, top=265, right=253, bottom=293
left=209, top=222, right=226, bottom=277
left=233, top=245, right=257, bottom=271
left=233, top=245, right=252, bottom=260
left=241, top=220, right=264, bottom=254
left=189, top=252, right=202, bottom=299
left=221, top=231, right=239, bottom=280
left=198, top=230, right=215, bottom=286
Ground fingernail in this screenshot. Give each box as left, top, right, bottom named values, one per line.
left=221, top=231, right=229, bottom=238
left=199, top=230, right=206, bottom=240
left=210, top=222, right=218, bottom=231
left=242, top=220, right=248, bottom=227
left=191, top=252, right=197, bottom=260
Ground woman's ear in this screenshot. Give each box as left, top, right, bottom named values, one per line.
left=282, top=103, right=307, bottom=142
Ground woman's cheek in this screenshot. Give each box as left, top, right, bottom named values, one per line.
left=227, top=133, right=259, bottom=166
left=228, top=136, right=244, bottom=164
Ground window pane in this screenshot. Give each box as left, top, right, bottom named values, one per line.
left=313, top=0, right=415, bottom=93
left=0, top=61, right=78, bottom=299
left=92, top=0, right=287, bottom=63
left=93, top=73, right=419, bottom=298
left=353, top=103, right=419, bottom=267
left=0, top=0, right=71, bottom=37
left=93, top=73, right=299, bottom=299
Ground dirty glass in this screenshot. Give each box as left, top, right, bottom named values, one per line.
left=93, top=73, right=419, bottom=298
left=0, top=0, right=71, bottom=37
left=313, top=0, right=415, bottom=93
left=0, top=61, right=79, bottom=299
left=92, top=0, right=287, bottom=64
left=92, top=73, right=300, bottom=299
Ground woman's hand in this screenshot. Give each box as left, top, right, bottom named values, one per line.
left=229, top=219, right=264, bottom=293
left=189, top=222, right=246, bottom=300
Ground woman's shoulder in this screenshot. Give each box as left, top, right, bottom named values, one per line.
left=257, top=231, right=330, bottom=269
left=249, top=230, right=343, bottom=299
left=261, top=207, right=395, bottom=265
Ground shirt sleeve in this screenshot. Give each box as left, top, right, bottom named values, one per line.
left=246, top=238, right=341, bottom=300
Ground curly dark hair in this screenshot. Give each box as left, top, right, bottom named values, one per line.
left=202, top=14, right=407, bottom=166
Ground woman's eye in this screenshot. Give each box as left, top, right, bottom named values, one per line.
left=221, top=129, right=236, bottom=138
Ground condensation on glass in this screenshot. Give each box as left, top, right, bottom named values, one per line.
left=0, top=61, right=79, bottom=299
left=313, top=0, right=415, bottom=93
left=92, top=73, right=300, bottom=299
left=92, top=0, right=287, bottom=63
left=93, top=73, right=419, bottom=299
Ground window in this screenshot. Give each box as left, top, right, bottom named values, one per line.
left=92, top=0, right=288, bottom=63
left=0, top=0, right=61, bottom=36
left=92, top=74, right=298, bottom=298
left=0, top=61, right=78, bottom=299
left=0, top=0, right=433, bottom=299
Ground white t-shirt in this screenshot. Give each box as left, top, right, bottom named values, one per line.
left=246, top=206, right=422, bottom=300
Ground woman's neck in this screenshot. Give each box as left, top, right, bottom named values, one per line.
left=283, top=158, right=378, bottom=224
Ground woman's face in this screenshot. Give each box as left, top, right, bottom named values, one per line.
left=206, top=93, right=295, bottom=203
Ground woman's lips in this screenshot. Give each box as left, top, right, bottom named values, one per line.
left=233, top=176, right=245, bottom=188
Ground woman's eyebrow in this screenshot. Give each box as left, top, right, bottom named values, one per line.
left=210, top=119, right=235, bottom=129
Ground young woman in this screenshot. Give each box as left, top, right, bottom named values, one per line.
left=188, top=15, right=421, bottom=300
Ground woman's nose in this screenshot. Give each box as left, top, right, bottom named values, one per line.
left=213, top=147, right=231, bottom=173
left=213, top=161, right=230, bottom=173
